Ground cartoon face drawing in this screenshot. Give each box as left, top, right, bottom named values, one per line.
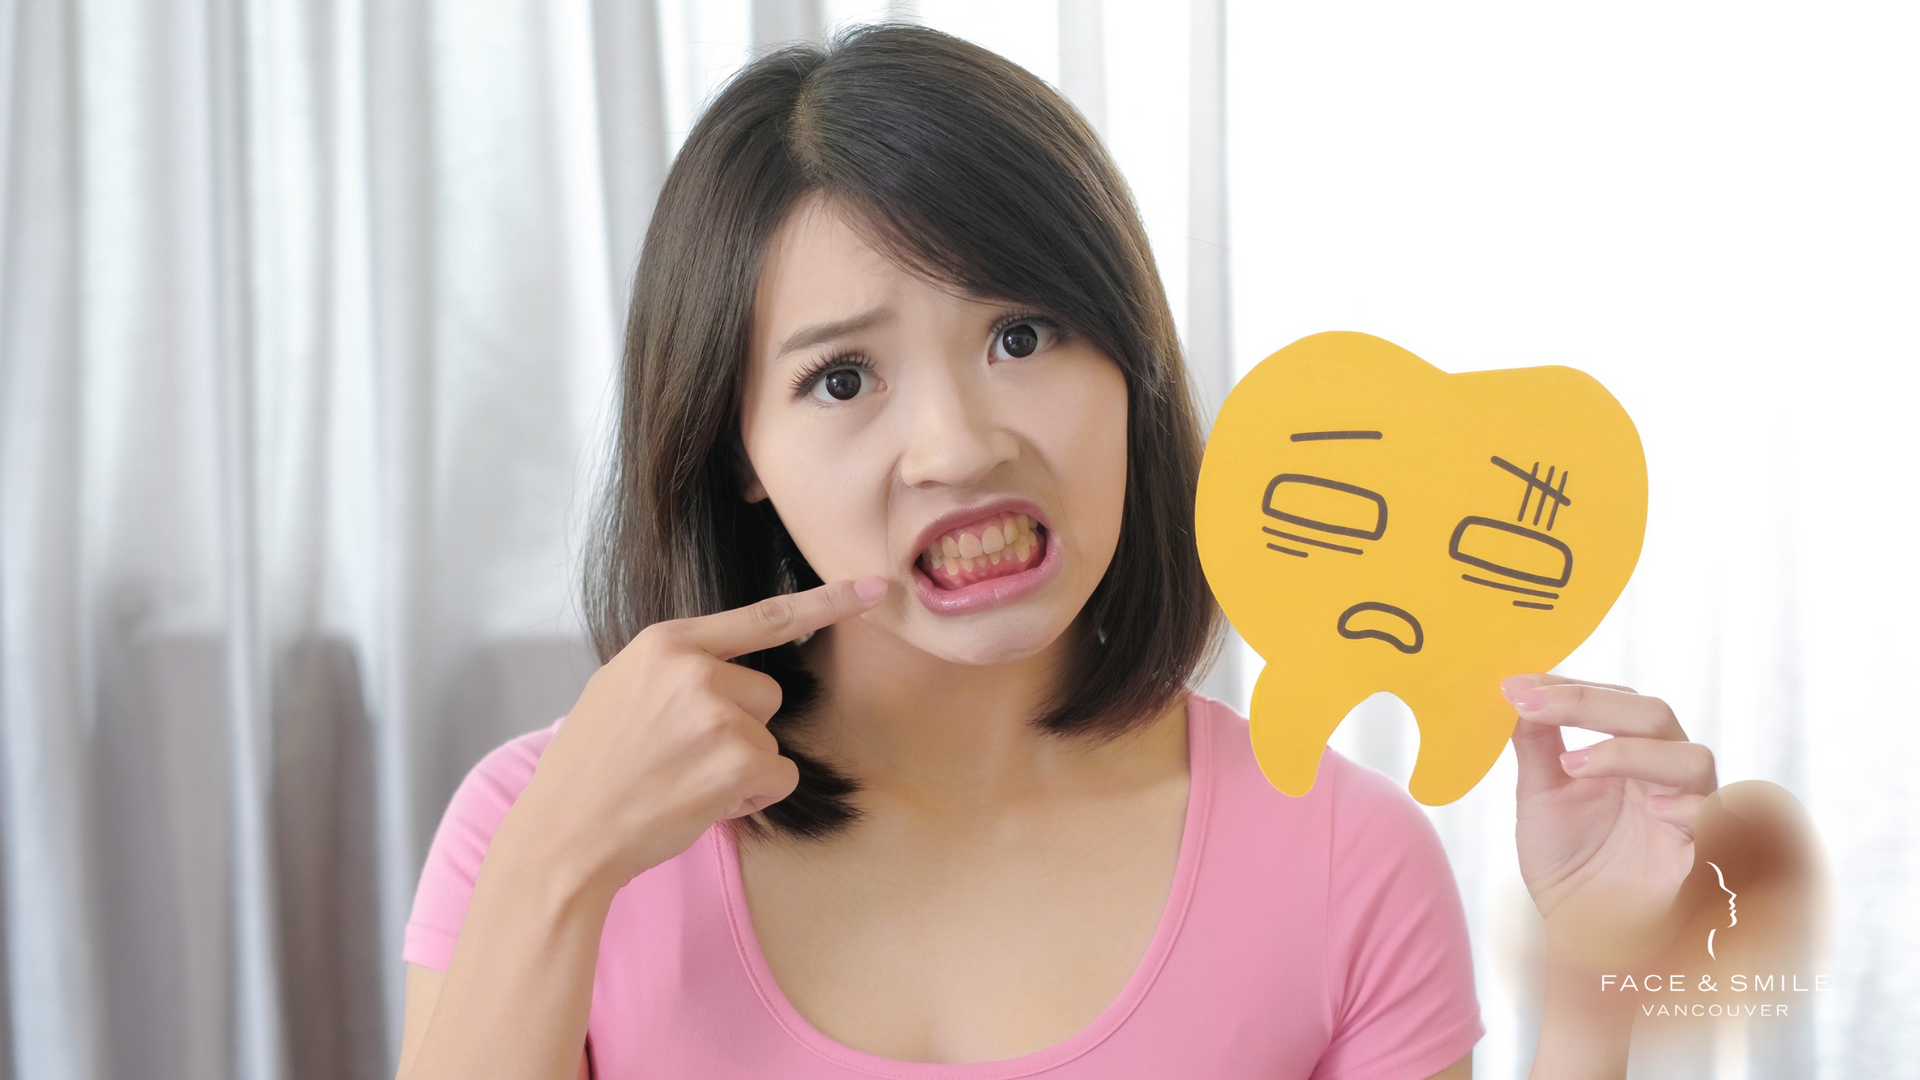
left=1196, top=332, right=1647, bottom=805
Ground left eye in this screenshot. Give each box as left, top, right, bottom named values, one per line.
left=808, top=365, right=872, bottom=403
left=991, top=320, right=1055, bottom=361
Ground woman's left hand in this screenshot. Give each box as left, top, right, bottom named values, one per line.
left=1505, top=673, right=1717, bottom=961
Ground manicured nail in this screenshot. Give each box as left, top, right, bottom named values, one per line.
left=1502, top=676, right=1546, bottom=711
left=1560, top=749, right=1589, bottom=774
left=854, top=575, right=888, bottom=601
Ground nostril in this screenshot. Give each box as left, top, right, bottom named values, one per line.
left=1336, top=602, right=1424, bottom=654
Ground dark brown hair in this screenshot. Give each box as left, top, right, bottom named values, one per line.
left=584, top=24, right=1219, bottom=839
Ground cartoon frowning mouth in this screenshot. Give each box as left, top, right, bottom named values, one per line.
left=1706, top=860, right=1738, bottom=959
left=1336, top=602, right=1424, bottom=654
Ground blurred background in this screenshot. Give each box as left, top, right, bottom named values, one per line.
left=1, top=1, right=1915, bottom=1078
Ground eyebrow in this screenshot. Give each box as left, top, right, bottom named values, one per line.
left=775, top=306, right=892, bottom=359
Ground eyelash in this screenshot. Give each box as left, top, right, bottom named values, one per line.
left=786, top=311, right=1069, bottom=401
left=788, top=350, right=873, bottom=399
left=991, top=312, right=1066, bottom=353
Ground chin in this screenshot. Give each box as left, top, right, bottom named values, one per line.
left=873, top=599, right=1072, bottom=667
left=922, top=627, right=1062, bottom=667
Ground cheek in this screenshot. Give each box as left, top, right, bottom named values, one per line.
left=743, top=414, right=892, bottom=579
left=1014, top=356, right=1130, bottom=542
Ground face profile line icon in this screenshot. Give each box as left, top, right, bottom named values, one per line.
left=1196, top=332, right=1648, bottom=805
left=1706, top=860, right=1738, bottom=960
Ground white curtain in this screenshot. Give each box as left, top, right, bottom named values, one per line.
left=1, top=3, right=1913, bottom=1080
left=3, top=0, right=629, bottom=1076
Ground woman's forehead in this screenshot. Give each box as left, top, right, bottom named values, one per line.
left=751, top=199, right=1002, bottom=361
left=757, top=201, right=900, bottom=323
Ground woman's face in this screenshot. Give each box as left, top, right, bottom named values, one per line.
left=739, top=197, right=1129, bottom=667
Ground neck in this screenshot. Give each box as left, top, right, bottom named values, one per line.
left=796, top=617, right=1179, bottom=817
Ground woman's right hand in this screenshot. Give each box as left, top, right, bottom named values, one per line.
left=504, top=575, right=889, bottom=896
left=399, top=576, right=889, bottom=1080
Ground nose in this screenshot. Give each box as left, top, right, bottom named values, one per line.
left=896, top=362, right=1019, bottom=489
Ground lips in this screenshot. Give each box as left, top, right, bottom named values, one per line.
left=908, top=501, right=1061, bottom=615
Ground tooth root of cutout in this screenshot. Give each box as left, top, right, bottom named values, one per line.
left=1400, top=684, right=1518, bottom=806
left=922, top=513, right=1043, bottom=590
left=1248, top=665, right=1517, bottom=805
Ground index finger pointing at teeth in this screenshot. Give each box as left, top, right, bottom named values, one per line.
left=684, top=576, right=889, bottom=659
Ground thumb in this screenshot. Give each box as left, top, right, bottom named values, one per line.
left=1512, top=718, right=1573, bottom=800
left=1506, top=675, right=1573, bottom=799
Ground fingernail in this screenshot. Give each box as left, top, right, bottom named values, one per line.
left=1502, top=676, right=1547, bottom=712
left=853, top=575, right=888, bottom=601
left=1560, top=748, right=1589, bottom=773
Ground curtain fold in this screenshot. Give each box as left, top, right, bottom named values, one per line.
left=1182, top=0, right=1239, bottom=704
left=3, top=1, right=631, bottom=1076
left=3, top=0, right=103, bottom=1075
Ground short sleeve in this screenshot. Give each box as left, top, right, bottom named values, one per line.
left=1311, top=757, right=1484, bottom=1080
left=402, top=721, right=561, bottom=972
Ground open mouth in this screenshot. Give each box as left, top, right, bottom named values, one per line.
left=908, top=505, right=1061, bottom=615
left=918, top=511, right=1047, bottom=590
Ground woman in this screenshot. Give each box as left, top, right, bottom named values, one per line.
left=397, top=25, right=1714, bottom=1080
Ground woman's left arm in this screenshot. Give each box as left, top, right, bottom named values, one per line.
left=1501, top=673, right=1719, bottom=1080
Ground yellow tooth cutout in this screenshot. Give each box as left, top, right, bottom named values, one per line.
left=1196, top=332, right=1647, bottom=805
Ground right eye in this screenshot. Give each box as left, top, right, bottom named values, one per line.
left=808, top=364, right=873, bottom=404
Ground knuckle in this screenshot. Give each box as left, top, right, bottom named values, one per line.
left=1685, top=742, right=1716, bottom=775
left=657, top=656, right=705, bottom=701
left=684, top=658, right=723, bottom=693
left=719, top=742, right=765, bottom=785
left=634, top=621, right=687, bottom=660
left=744, top=672, right=784, bottom=714
left=771, top=754, right=800, bottom=795
left=750, top=596, right=797, bottom=638
left=1649, top=697, right=1685, bottom=736
left=694, top=699, right=737, bottom=736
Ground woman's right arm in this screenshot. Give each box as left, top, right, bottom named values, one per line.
left=395, top=577, right=888, bottom=1080
left=399, top=966, right=591, bottom=1080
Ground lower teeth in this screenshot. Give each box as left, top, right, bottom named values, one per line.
left=929, top=528, right=1042, bottom=584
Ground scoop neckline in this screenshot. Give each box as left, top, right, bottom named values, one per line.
left=712, top=692, right=1215, bottom=1080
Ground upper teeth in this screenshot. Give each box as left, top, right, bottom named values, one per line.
left=924, top=513, right=1040, bottom=576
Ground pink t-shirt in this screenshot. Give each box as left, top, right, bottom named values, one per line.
left=406, top=692, right=1483, bottom=1078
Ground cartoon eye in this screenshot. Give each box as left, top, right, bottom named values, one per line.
left=1448, top=516, right=1572, bottom=588
left=1261, top=474, right=1387, bottom=541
